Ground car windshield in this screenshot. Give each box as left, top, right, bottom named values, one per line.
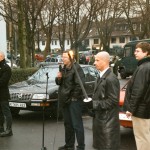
left=28, top=67, right=58, bottom=83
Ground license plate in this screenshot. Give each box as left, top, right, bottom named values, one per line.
left=9, top=102, right=26, bottom=108
left=119, top=113, right=132, bottom=121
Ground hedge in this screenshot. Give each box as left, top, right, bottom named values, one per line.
left=9, top=68, right=38, bottom=85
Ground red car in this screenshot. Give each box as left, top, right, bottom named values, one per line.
left=119, top=82, right=133, bottom=128
left=35, top=54, right=44, bottom=62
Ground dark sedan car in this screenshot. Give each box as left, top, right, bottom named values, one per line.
left=9, top=64, right=99, bottom=118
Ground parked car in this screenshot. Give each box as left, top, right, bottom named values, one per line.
left=119, top=81, right=132, bottom=128
left=38, top=57, right=63, bottom=67
left=118, top=39, right=150, bottom=79
left=35, top=54, right=44, bottom=62
left=8, top=64, right=99, bottom=118
left=6, top=58, right=17, bottom=68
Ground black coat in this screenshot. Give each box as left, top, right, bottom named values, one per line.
left=124, top=57, right=150, bottom=119
left=0, top=59, right=11, bottom=102
left=55, top=62, right=85, bottom=106
left=92, top=68, right=120, bottom=150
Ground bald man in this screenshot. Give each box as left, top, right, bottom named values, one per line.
left=0, top=51, right=13, bottom=137
left=92, top=51, right=120, bottom=150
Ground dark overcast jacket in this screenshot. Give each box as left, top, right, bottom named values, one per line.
left=55, top=62, right=85, bottom=106
left=92, top=68, right=120, bottom=150
left=0, top=59, right=11, bottom=102
left=124, top=57, right=150, bottom=119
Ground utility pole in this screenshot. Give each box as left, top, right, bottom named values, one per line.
left=9, top=21, right=13, bottom=68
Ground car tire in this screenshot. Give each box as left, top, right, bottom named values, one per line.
left=120, top=68, right=127, bottom=79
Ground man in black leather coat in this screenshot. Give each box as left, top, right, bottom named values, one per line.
left=124, top=42, right=150, bottom=150
left=0, top=51, right=13, bottom=137
left=55, top=50, right=85, bottom=150
left=92, top=51, right=120, bottom=150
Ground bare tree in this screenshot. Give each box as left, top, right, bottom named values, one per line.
left=94, top=0, right=123, bottom=52
left=24, top=0, right=46, bottom=67
left=55, top=0, right=97, bottom=60
left=0, top=0, right=47, bottom=68
left=121, top=0, right=150, bottom=39
left=39, top=0, right=58, bottom=57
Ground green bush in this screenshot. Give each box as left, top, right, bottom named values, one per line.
left=9, top=68, right=38, bottom=85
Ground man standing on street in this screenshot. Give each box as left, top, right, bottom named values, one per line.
left=55, top=50, right=85, bottom=150
left=0, top=51, right=13, bottom=137
left=124, top=42, right=150, bottom=150
left=92, top=51, right=120, bottom=150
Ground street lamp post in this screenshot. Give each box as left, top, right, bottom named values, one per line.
left=9, top=21, right=13, bottom=68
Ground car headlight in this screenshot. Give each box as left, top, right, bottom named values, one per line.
left=32, top=94, right=49, bottom=100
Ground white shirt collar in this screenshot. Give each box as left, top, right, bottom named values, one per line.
left=99, top=67, right=109, bottom=78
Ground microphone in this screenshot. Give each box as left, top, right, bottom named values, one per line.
left=59, top=65, right=62, bottom=72
left=46, top=72, right=49, bottom=79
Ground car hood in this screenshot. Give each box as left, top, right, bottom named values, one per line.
left=9, top=81, right=58, bottom=94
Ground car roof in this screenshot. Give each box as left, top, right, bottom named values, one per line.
left=41, top=64, right=94, bottom=68
left=125, top=39, right=150, bottom=46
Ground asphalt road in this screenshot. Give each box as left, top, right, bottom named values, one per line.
left=0, top=110, right=136, bottom=150
left=0, top=77, right=136, bottom=150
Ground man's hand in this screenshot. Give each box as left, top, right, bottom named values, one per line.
left=126, top=111, right=132, bottom=118
left=57, top=72, right=62, bottom=78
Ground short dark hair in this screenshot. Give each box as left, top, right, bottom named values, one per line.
left=136, top=42, right=150, bottom=55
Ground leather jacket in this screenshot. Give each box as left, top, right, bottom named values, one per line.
left=55, top=62, right=85, bottom=106
left=0, top=59, right=11, bottom=101
left=124, top=57, right=150, bottom=119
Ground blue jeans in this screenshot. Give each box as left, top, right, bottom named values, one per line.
left=0, top=101, right=12, bottom=129
left=63, top=100, right=85, bottom=150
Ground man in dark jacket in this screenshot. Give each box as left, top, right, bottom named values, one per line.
left=0, top=51, right=13, bottom=137
left=92, top=51, right=120, bottom=150
left=124, top=42, right=150, bottom=150
left=55, top=50, right=85, bottom=150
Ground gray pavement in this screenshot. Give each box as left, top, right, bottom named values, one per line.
left=0, top=111, right=136, bottom=150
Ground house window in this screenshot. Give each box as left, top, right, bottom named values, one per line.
left=55, top=40, right=57, bottom=45
left=84, top=39, right=89, bottom=46
left=111, top=37, right=116, bottom=43
left=51, top=41, right=54, bottom=45
left=67, top=40, right=70, bottom=45
left=119, top=37, right=125, bottom=43
left=42, top=41, right=45, bottom=45
left=133, top=24, right=137, bottom=30
left=94, top=39, right=99, bottom=44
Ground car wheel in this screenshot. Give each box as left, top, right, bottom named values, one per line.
left=120, top=69, right=127, bottom=79
left=10, top=108, right=20, bottom=116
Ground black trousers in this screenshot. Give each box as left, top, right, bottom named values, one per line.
left=0, top=101, right=12, bottom=129
left=63, top=100, right=85, bottom=150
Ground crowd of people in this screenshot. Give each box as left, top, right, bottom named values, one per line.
left=56, top=42, right=150, bottom=150
left=0, top=41, right=150, bottom=150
